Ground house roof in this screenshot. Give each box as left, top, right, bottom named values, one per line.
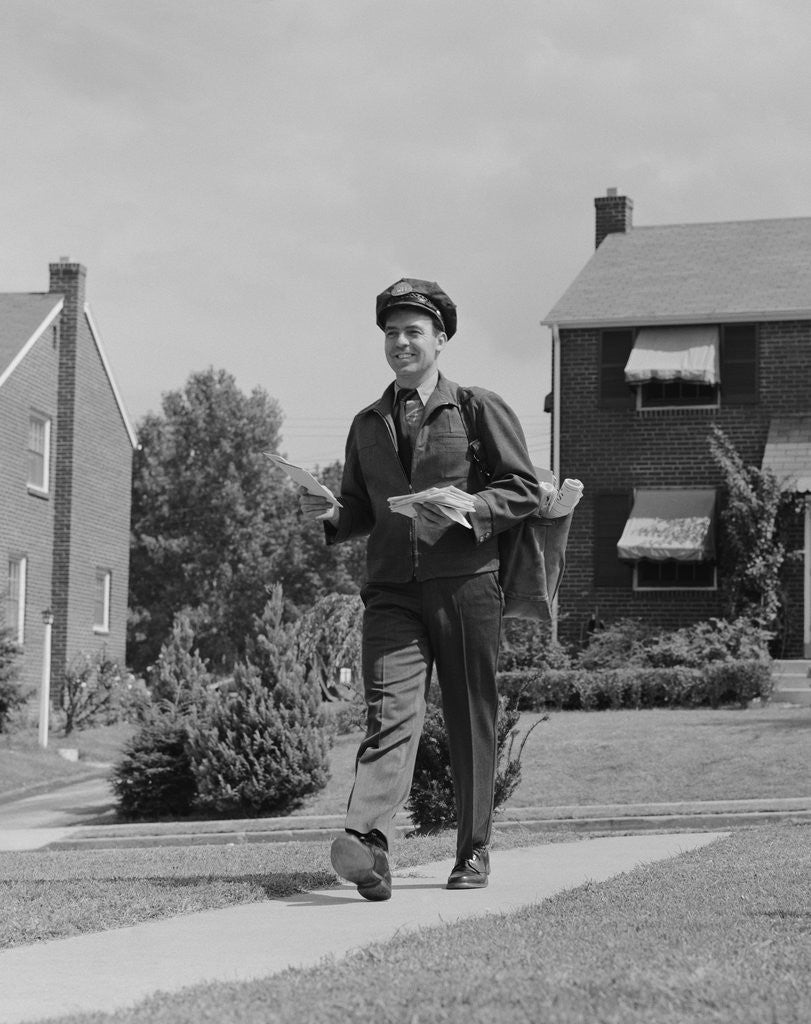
left=0, top=292, right=138, bottom=449
left=762, top=415, right=811, bottom=493
left=0, top=293, right=63, bottom=382
left=543, top=216, right=811, bottom=327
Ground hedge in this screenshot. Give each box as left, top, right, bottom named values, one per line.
left=497, top=659, right=773, bottom=712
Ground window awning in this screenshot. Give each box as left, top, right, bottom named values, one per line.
left=624, top=326, right=719, bottom=385
left=762, top=415, right=811, bottom=493
left=617, top=489, right=716, bottom=561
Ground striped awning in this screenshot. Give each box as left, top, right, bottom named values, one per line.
left=624, top=325, right=719, bottom=385
left=617, top=489, right=716, bottom=561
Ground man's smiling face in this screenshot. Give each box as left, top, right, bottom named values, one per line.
left=383, top=308, right=447, bottom=387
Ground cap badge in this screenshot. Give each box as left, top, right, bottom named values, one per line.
left=391, top=281, right=413, bottom=296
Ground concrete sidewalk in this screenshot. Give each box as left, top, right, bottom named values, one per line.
left=0, top=831, right=725, bottom=1024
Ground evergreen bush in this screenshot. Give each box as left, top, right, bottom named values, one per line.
left=185, top=587, right=331, bottom=817
left=111, top=708, right=197, bottom=819
left=147, top=613, right=213, bottom=705
left=111, top=614, right=212, bottom=819
left=406, top=695, right=545, bottom=832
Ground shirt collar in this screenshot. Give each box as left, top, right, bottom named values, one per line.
left=395, top=368, right=439, bottom=406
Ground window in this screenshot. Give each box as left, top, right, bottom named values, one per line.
left=617, top=488, right=717, bottom=591
left=599, top=330, right=635, bottom=407
left=635, top=560, right=716, bottom=590
left=28, top=412, right=51, bottom=494
left=93, top=569, right=111, bottom=633
left=720, top=324, right=758, bottom=404
left=6, top=557, right=27, bottom=644
left=638, top=379, right=718, bottom=408
left=594, top=492, right=633, bottom=587
left=625, top=325, right=720, bottom=410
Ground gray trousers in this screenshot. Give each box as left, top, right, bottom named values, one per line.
left=345, top=571, right=503, bottom=861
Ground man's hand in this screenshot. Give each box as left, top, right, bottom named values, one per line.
left=414, top=501, right=455, bottom=528
left=299, top=485, right=340, bottom=526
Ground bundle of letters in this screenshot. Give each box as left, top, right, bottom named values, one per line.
left=388, top=486, right=476, bottom=528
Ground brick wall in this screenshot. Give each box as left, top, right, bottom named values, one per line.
left=557, top=321, right=811, bottom=652
left=0, top=320, right=60, bottom=692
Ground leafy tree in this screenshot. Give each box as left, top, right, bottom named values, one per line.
left=129, top=368, right=287, bottom=673
left=269, top=460, right=366, bottom=609
left=129, top=369, right=365, bottom=674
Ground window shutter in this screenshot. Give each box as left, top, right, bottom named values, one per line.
left=599, top=330, right=635, bottom=408
left=720, top=324, right=758, bottom=404
left=594, top=492, right=633, bottom=587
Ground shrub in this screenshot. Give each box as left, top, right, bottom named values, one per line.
left=185, top=587, right=331, bottom=817
left=187, top=661, right=330, bottom=817
left=60, top=651, right=135, bottom=735
left=576, top=618, right=655, bottom=670
left=111, top=707, right=197, bottom=819
left=498, top=620, right=571, bottom=673
left=0, top=624, right=25, bottom=734
left=643, top=617, right=772, bottom=669
left=406, top=695, right=545, bottom=832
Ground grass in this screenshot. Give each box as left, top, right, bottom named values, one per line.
left=293, top=703, right=811, bottom=817
left=0, top=723, right=134, bottom=797
left=2, top=704, right=809, bottom=808
left=0, top=827, right=571, bottom=948
left=33, top=822, right=811, bottom=1024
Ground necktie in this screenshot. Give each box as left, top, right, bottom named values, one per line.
left=394, top=388, right=419, bottom=477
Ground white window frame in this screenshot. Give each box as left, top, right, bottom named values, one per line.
left=93, top=569, right=111, bottom=634
left=28, top=412, right=51, bottom=495
left=7, top=556, right=27, bottom=644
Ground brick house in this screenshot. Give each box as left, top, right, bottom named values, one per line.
left=0, top=260, right=137, bottom=698
left=543, top=191, right=811, bottom=656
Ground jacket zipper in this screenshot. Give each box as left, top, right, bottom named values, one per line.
left=374, top=408, right=418, bottom=574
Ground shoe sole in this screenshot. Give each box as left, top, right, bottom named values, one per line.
left=446, top=876, right=489, bottom=890
left=330, top=835, right=391, bottom=901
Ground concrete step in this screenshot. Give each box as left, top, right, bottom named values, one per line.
left=771, top=688, right=811, bottom=707
left=770, top=660, right=811, bottom=706
left=772, top=659, right=811, bottom=680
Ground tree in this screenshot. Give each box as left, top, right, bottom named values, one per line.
left=129, top=369, right=365, bottom=674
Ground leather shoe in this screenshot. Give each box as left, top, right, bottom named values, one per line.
left=446, top=847, right=490, bottom=889
left=330, top=831, right=392, bottom=901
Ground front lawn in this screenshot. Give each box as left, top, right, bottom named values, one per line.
left=293, top=703, right=811, bottom=817
left=32, top=822, right=811, bottom=1024
left=0, top=724, right=133, bottom=797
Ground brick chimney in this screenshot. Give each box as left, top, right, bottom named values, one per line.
left=594, top=188, right=633, bottom=248
left=48, top=258, right=87, bottom=690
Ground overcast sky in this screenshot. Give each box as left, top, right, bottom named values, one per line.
left=2, top=0, right=810, bottom=468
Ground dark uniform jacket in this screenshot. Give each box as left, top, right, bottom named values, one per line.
left=327, top=374, right=540, bottom=583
